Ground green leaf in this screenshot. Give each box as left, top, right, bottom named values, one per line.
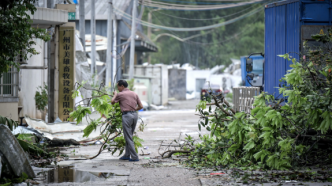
left=0, top=115, right=6, bottom=125
left=243, top=140, right=255, bottom=151
left=228, top=144, right=240, bottom=152
left=69, top=105, right=92, bottom=124
left=6, top=118, right=13, bottom=131
left=17, top=139, right=48, bottom=155
left=0, top=115, right=18, bottom=131
left=206, top=126, right=211, bottom=131
left=22, top=172, right=28, bottom=179
left=83, top=120, right=99, bottom=137
left=254, top=150, right=269, bottom=162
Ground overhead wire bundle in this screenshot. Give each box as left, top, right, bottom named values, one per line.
left=150, top=6, right=264, bottom=45
left=117, top=0, right=270, bottom=67
left=138, top=0, right=265, bottom=10
left=151, top=4, right=257, bottom=21
left=114, top=6, right=264, bottom=32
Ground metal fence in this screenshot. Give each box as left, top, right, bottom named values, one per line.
left=232, top=87, right=260, bottom=114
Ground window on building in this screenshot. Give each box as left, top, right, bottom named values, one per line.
left=0, top=51, right=25, bottom=99
left=17, top=50, right=27, bottom=65
left=0, top=67, right=19, bottom=98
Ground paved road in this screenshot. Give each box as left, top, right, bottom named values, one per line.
left=31, top=99, right=332, bottom=186
left=33, top=99, right=206, bottom=185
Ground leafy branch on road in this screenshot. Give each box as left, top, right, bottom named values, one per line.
left=69, top=80, right=145, bottom=159
left=186, top=29, right=332, bottom=173
left=159, top=134, right=196, bottom=158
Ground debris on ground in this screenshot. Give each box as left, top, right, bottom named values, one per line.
left=0, top=125, right=35, bottom=178
left=210, top=173, right=225, bottom=175
left=150, top=104, right=167, bottom=110
left=12, top=126, right=43, bottom=137
left=45, top=138, right=80, bottom=147
left=24, top=114, right=106, bottom=142
left=158, top=133, right=196, bottom=159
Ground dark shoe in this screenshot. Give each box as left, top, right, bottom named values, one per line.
left=119, top=156, right=130, bottom=160
left=129, top=158, right=139, bottom=162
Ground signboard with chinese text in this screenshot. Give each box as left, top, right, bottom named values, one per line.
left=58, top=26, right=75, bottom=122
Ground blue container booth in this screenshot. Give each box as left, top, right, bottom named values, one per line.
left=264, top=0, right=332, bottom=96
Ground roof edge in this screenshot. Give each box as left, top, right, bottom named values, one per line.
left=265, top=0, right=299, bottom=8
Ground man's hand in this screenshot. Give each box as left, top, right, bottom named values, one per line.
left=111, top=91, right=118, bottom=105
left=136, top=102, right=143, bottom=111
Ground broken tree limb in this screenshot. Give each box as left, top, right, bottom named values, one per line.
left=195, top=114, right=231, bottom=121
left=222, top=98, right=236, bottom=114
left=211, top=94, right=234, bottom=116
left=206, top=103, right=216, bottom=106
left=272, top=98, right=284, bottom=109
left=195, top=114, right=216, bottom=118
left=207, top=89, right=235, bottom=114
left=88, top=131, right=122, bottom=160
left=161, top=149, right=194, bottom=158
left=158, top=140, right=165, bottom=156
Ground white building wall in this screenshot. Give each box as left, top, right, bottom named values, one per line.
left=18, top=38, right=47, bottom=120
left=186, top=70, right=210, bottom=92
left=133, top=65, right=168, bottom=105
left=186, top=69, right=243, bottom=97
left=161, top=65, right=168, bottom=105
left=0, top=103, right=19, bottom=121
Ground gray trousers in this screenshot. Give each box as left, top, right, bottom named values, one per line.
left=122, top=112, right=139, bottom=160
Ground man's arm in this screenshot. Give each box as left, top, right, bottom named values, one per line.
left=111, top=91, right=118, bottom=105
left=136, top=102, right=143, bottom=111
left=135, top=95, right=143, bottom=111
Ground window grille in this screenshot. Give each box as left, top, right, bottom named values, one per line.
left=0, top=67, right=19, bottom=98
left=17, top=50, right=27, bottom=65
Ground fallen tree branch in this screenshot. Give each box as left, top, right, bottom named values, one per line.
left=195, top=114, right=231, bottom=121
left=211, top=94, right=234, bottom=116
left=161, top=149, right=194, bottom=158
left=221, top=97, right=236, bottom=114
left=88, top=131, right=122, bottom=160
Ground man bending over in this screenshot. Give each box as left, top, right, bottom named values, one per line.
left=111, top=80, right=143, bottom=161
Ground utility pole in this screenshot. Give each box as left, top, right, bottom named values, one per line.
left=79, top=0, right=85, bottom=49
left=147, top=9, right=151, bottom=64
left=129, top=0, right=137, bottom=80
left=106, top=0, right=113, bottom=89
left=91, top=0, right=96, bottom=77
left=47, top=0, right=54, bottom=123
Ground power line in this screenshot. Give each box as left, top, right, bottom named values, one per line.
left=138, top=0, right=265, bottom=11
left=186, top=13, right=263, bottom=46
left=150, top=4, right=256, bottom=21
left=114, top=6, right=264, bottom=32
left=153, top=29, right=215, bottom=42
left=147, top=0, right=245, bottom=5
left=149, top=5, right=263, bottom=46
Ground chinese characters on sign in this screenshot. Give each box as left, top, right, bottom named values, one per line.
left=59, top=27, right=74, bottom=122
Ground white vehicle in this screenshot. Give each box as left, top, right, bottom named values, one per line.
left=186, top=90, right=196, bottom=100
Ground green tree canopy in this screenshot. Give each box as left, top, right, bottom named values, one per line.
left=0, top=0, right=50, bottom=76
left=142, top=1, right=264, bottom=69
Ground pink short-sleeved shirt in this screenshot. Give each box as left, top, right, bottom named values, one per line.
left=113, top=88, right=142, bottom=112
